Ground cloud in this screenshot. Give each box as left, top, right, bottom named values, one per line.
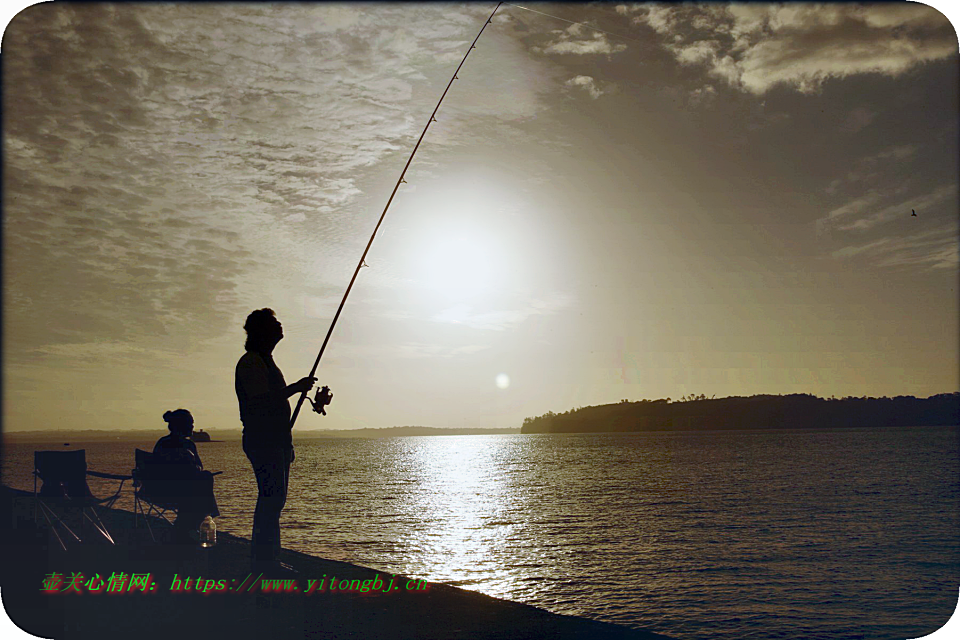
left=822, top=183, right=958, bottom=270
left=3, top=3, right=511, bottom=363
left=565, top=75, right=604, bottom=99
left=821, top=189, right=886, bottom=223
left=839, top=106, right=877, bottom=133
left=836, top=184, right=956, bottom=231
left=672, top=40, right=720, bottom=64
left=535, top=24, right=627, bottom=56
left=630, top=4, right=678, bottom=34
left=864, top=144, right=921, bottom=163
left=831, top=238, right=891, bottom=258
left=689, top=83, right=717, bottom=106
left=820, top=170, right=949, bottom=233
left=818, top=143, right=921, bottom=204
left=390, top=342, right=490, bottom=359
left=431, top=292, right=575, bottom=331
left=827, top=143, right=920, bottom=186
left=621, top=3, right=956, bottom=94
left=31, top=341, right=185, bottom=372
left=831, top=223, right=959, bottom=270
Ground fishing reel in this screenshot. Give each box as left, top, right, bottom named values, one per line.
left=307, top=385, right=333, bottom=416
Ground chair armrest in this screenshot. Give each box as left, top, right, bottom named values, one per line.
left=87, top=470, right=133, bottom=480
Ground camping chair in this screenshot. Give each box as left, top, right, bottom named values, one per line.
left=32, top=450, right=131, bottom=551
left=132, top=448, right=222, bottom=542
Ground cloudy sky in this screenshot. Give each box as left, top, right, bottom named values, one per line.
left=3, top=3, right=958, bottom=433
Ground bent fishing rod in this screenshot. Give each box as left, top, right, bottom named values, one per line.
left=291, top=2, right=503, bottom=429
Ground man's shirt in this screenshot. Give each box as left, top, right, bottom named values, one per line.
left=235, top=350, right=292, bottom=449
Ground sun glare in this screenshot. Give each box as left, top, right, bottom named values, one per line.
left=415, top=224, right=504, bottom=303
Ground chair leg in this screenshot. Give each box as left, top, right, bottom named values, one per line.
left=82, top=507, right=115, bottom=545
left=37, top=501, right=81, bottom=551
left=150, top=503, right=175, bottom=528
left=145, top=503, right=157, bottom=542
left=144, top=508, right=156, bottom=542
left=37, top=504, right=67, bottom=552
left=135, top=494, right=157, bottom=542
left=103, top=488, right=123, bottom=510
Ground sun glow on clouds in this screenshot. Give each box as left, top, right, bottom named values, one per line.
left=620, top=3, right=956, bottom=95
left=495, top=373, right=510, bottom=389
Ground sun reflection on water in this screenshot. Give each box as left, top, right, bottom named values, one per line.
left=4, top=429, right=957, bottom=639
left=391, top=436, right=524, bottom=597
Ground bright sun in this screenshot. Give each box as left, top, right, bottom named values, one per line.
left=417, top=227, right=502, bottom=302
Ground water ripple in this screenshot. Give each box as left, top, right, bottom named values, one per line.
left=4, top=427, right=957, bottom=640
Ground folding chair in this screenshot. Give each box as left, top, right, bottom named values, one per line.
left=132, top=448, right=222, bottom=542
left=33, top=450, right=131, bottom=551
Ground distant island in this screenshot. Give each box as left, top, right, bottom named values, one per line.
left=520, top=393, right=960, bottom=434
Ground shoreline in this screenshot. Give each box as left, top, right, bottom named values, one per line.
left=1, top=485, right=674, bottom=639
left=4, top=422, right=954, bottom=445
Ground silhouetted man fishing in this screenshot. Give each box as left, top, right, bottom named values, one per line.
left=236, top=308, right=316, bottom=573
left=230, top=5, right=500, bottom=575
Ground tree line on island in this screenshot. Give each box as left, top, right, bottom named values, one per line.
left=520, top=392, right=960, bottom=434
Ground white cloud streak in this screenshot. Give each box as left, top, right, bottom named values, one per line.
left=832, top=223, right=959, bottom=270
left=620, top=3, right=956, bottom=94
left=823, top=183, right=959, bottom=270
left=534, top=24, right=627, bottom=56
left=565, top=75, right=604, bottom=98
left=431, top=293, right=575, bottom=331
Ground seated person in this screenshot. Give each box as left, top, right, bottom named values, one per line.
left=152, top=409, right=220, bottom=542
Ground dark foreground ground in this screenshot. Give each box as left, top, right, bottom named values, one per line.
left=1, top=486, right=674, bottom=640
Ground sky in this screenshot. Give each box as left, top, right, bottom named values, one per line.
left=3, top=2, right=958, bottom=434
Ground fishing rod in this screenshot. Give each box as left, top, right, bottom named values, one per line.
left=291, top=2, right=504, bottom=429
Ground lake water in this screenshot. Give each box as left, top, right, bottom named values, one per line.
left=4, top=426, right=958, bottom=640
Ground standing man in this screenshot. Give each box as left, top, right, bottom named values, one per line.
left=236, top=308, right=316, bottom=572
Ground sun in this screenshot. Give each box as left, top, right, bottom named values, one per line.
left=424, top=236, right=490, bottom=294
left=415, top=225, right=503, bottom=302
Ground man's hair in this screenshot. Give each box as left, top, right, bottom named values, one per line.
left=244, top=308, right=277, bottom=351
left=162, top=408, right=193, bottom=435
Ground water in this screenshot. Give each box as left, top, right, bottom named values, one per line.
left=4, top=426, right=957, bottom=640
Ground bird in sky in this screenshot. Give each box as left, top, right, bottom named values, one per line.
left=911, top=209, right=917, bottom=216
